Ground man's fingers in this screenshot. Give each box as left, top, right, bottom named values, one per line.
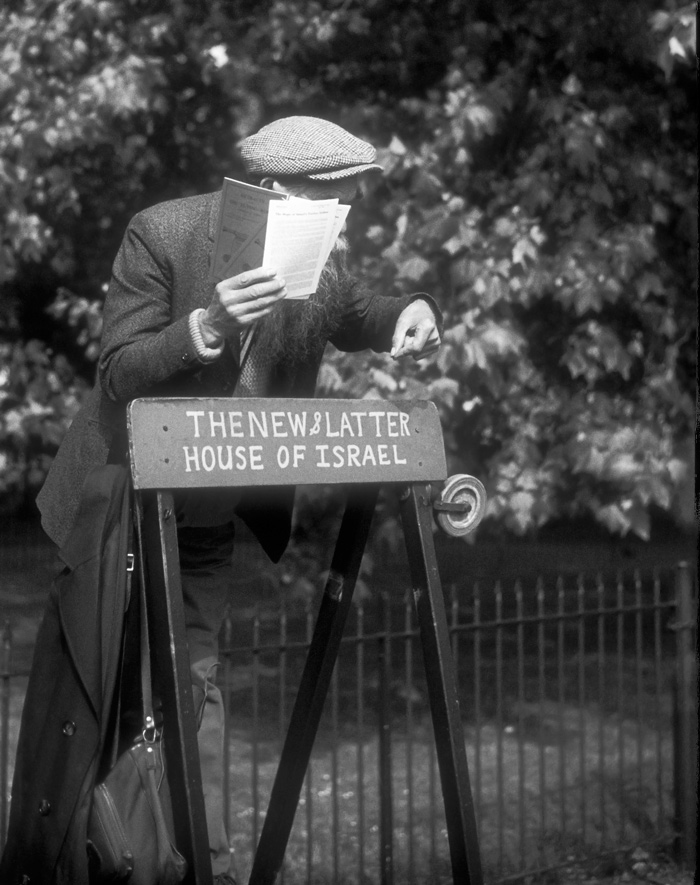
left=218, top=276, right=286, bottom=303
left=408, top=319, right=433, bottom=352
left=235, top=289, right=287, bottom=313
left=206, top=267, right=287, bottom=338
left=391, top=329, right=415, bottom=358
left=217, top=265, right=286, bottom=304
left=412, top=338, right=440, bottom=360
left=392, top=319, right=438, bottom=358
left=390, top=318, right=413, bottom=357
left=228, top=267, right=279, bottom=289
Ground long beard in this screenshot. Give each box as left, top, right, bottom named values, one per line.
left=254, top=237, right=350, bottom=366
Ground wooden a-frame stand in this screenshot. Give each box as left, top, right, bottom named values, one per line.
left=127, top=397, right=486, bottom=885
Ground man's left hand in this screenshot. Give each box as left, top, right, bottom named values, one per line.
left=390, top=299, right=441, bottom=360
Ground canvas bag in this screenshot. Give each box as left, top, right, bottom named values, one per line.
left=86, top=503, right=187, bottom=884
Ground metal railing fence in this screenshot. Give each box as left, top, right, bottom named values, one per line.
left=1, top=563, right=696, bottom=883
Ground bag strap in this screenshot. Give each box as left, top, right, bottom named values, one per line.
left=101, top=527, right=136, bottom=772
left=132, top=496, right=156, bottom=740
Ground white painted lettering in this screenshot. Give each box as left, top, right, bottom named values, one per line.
left=400, top=412, right=410, bottom=436
left=332, top=445, right=344, bottom=467
left=228, top=411, right=244, bottom=437
left=392, top=444, right=407, bottom=465
left=249, top=412, right=268, bottom=437
left=316, top=444, right=330, bottom=467
left=235, top=446, right=247, bottom=470
left=271, top=412, right=288, bottom=437
left=249, top=446, right=264, bottom=470
left=287, top=411, right=306, bottom=436
left=377, top=444, right=390, bottom=465
left=325, top=412, right=339, bottom=437
left=186, top=410, right=205, bottom=438
left=368, top=411, right=384, bottom=437
left=209, top=411, right=226, bottom=437
left=201, top=446, right=216, bottom=471
left=340, top=412, right=355, bottom=437
left=347, top=444, right=361, bottom=467
left=350, top=412, right=366, bottom=436
left=217, top=445, right=233, bottom=470
left=362, top=445, right=377, bottom=467
left=277, top=445, right=290, bottom=468
left=183, top=446, right=200, bottom=472
left=293, top=445, right=306, bottom=467
left=386, top=412, right=398, bottom=437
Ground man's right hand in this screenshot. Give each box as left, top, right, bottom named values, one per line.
left=200, top=267, right=287, bottom=346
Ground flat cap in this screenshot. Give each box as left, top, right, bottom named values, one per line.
left=239, top=116, right=383, bottom=182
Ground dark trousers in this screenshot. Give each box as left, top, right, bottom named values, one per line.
left=178, top=523, right=237, bottom=877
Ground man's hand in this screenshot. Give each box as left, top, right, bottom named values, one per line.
left=200, top=267, right=287, bottom=345
left=390, top=299, right=441, bottom=360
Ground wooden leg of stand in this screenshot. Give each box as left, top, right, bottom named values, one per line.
left=399, top=483, right=483, bottom=885
left=140, top=491, right=213, bottom=885
left=248, top=485, right=379, bottom=885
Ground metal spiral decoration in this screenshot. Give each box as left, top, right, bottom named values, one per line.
left=433, top=474, right=487, bottom=537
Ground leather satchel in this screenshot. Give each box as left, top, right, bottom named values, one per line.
left=87, top=503, right=187, bottom=884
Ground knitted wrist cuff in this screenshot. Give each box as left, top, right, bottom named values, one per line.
left=188, top=309, right=225, bottom=362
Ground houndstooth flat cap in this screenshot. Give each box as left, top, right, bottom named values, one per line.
left=239, top=116, right=383, bottom=182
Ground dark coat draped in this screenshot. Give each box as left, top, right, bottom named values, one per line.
left=0, top=465, right=132, bottom=885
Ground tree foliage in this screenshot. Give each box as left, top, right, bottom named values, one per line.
left=1, top=0, right=696, bottom=540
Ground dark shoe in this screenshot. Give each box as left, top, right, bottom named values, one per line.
left=214, top=875, right=238, bottom=885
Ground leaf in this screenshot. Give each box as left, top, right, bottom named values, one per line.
left=369, top=368, right=399, bottom=393
left=427, top=377, right=460, bottom=408
left=494, top=217, right=516, bottom=238
left=449, top=257, right=474, bottom=287
left=666, top=457, right=688, bottom=484
left=604, top=453, right=639, bottom=481
left=566, top=131, right=597, bottom=173
left=461, top=396, right=482, bottom=413
left=463, top=102, right=497, bottom=136
left=443, top=224, right=479, bottom=255
left=635, top=271, right=663, bottom=299
left=512, top=236, right=538, bottom=266
left=509, top=491, right=536, bottom=533
left=463, top=340, right=488, bottom=370
left=596, top=503, right=631, bottom=536
left=589, top=180, right=613, bottom=208
left=397, top=256, right=431, bottom=283
left=598, top=501, right=650, bottom=539
left=561, top=73, right=582, bottom=97
left=478, top=322, right=524, bottom=357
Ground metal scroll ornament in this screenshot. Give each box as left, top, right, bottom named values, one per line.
left=434, top=474, right=487, bottom=537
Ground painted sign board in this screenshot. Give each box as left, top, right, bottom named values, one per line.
left=127, top=398, right=447, bottom=489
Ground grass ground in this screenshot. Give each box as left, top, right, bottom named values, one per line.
left=220, top=714, right=688, bottom=884
left=1, top=516, right=695, bottom=883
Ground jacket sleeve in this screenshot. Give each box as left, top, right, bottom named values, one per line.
left=329, top=269, right=443, bottom=354
left=98, top=212, right=201, bottom=403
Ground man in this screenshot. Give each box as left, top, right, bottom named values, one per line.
left=36, top=116, right=441, bottom=882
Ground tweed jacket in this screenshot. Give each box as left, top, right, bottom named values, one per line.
left=37, top=191, right=430, bottom=559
